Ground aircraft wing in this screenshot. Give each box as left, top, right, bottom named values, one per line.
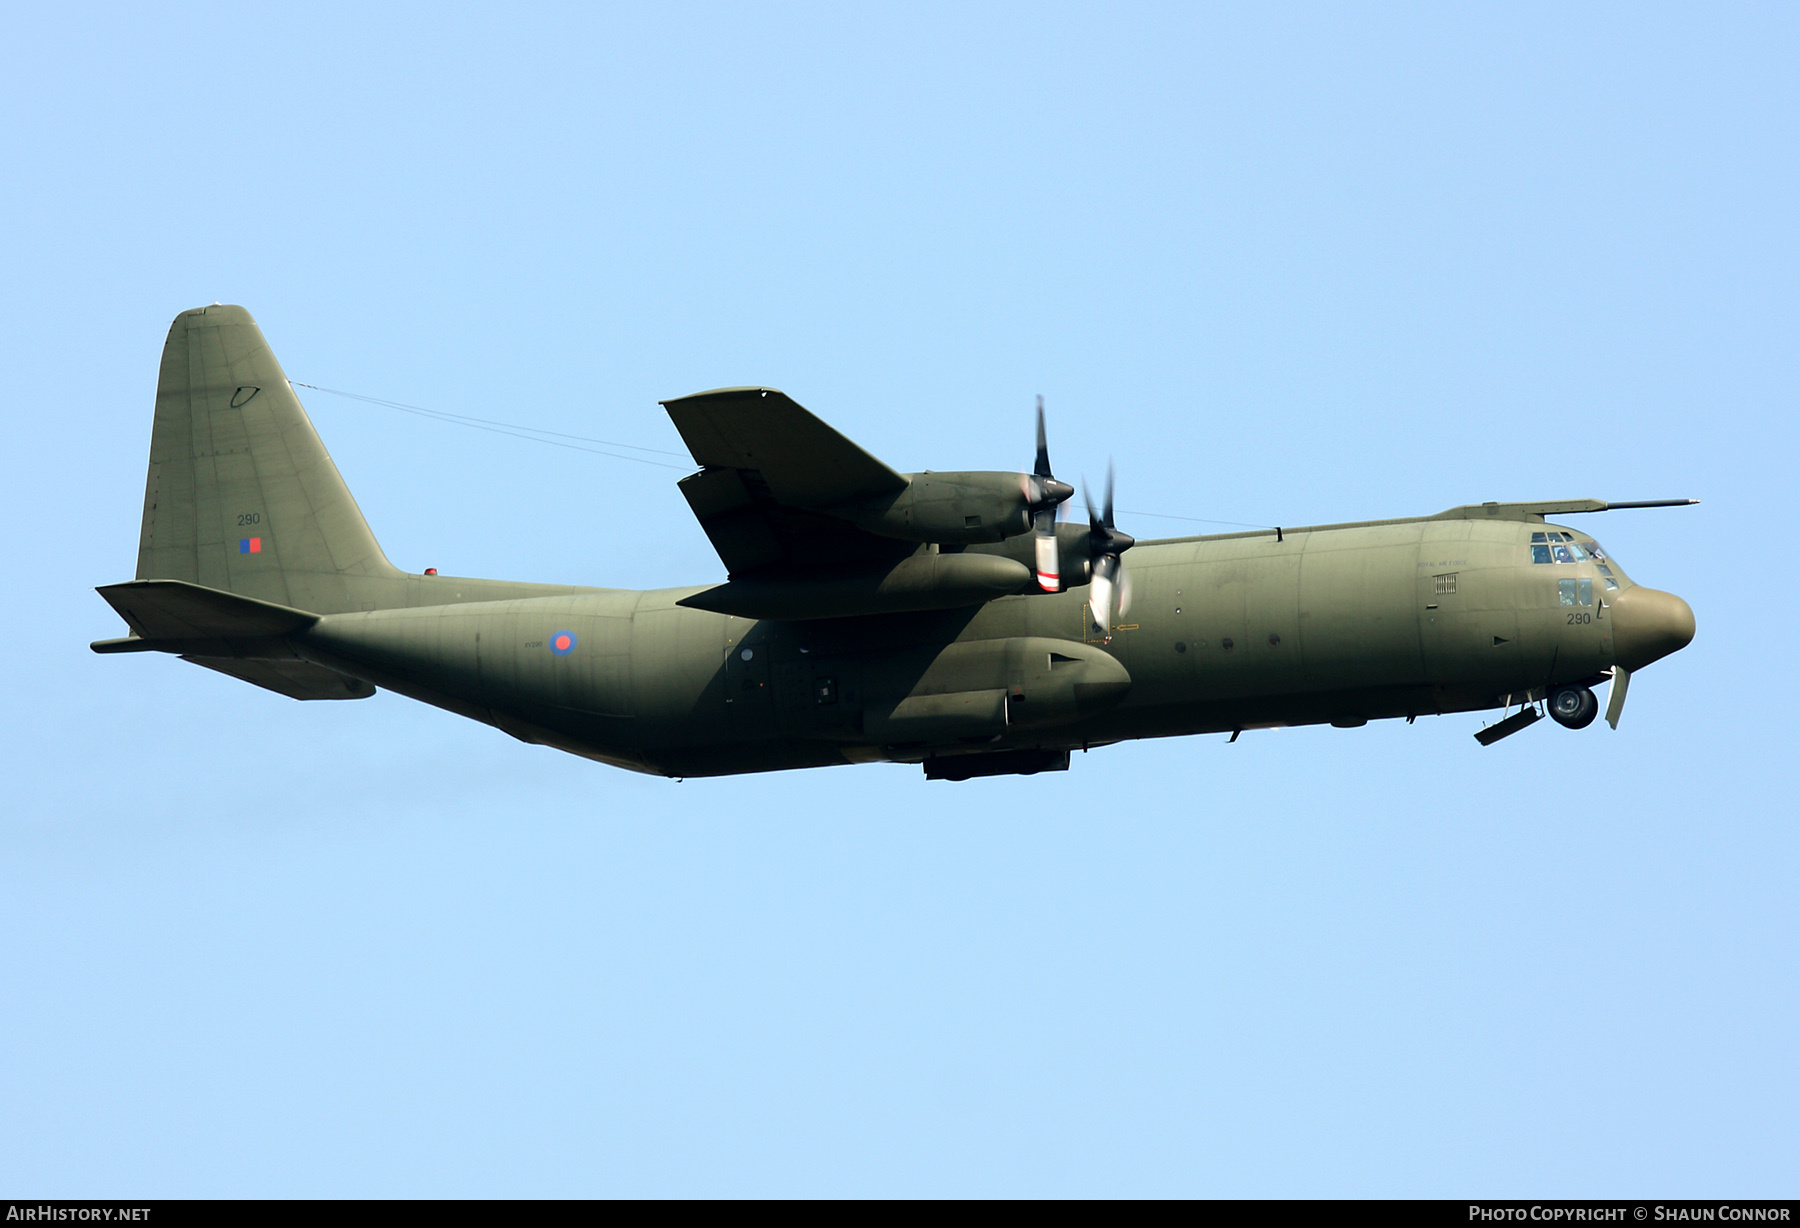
left=663, top=387, right=911, bottom=575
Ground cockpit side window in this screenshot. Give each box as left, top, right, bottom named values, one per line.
left=1559, top=578, right=1596, bottom=607
left=1531, top=544, right=1552, bottom=564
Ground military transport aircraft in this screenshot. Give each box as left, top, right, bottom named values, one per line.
left=93, top=306, right=1697, bottom=780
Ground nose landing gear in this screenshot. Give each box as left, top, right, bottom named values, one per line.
left=1549, top=684, right=1598, bottom=729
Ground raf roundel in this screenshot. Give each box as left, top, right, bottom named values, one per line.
left=549, top=631, right=577, bottom=656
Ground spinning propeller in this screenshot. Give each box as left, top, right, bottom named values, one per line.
left=1020, top=398, right=1133, bottom=638
left=1085, top=464, right=1135, bottom=642
left=1021, top=396, right=1075, bottom=592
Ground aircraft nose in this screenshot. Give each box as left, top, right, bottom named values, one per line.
left=1611, top=586, right=1696, bottom=671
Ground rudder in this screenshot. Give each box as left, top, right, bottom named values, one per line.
left=136, top=305, right=405, bottom=613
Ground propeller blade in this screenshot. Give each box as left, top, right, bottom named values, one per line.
left=1117, top=568, right=1132, bottom=619
left=1034, top=508, right=1059, bottom=592
left=1025, top=400, right=1074, bottom=592
left=1089, top=566, right=1114, bottom=636
left=1080, top=464, right=1133, bottom=638
left=1605, top=666, right=1631, bottom=729
left=1021, top=401, right=1072, bottom=516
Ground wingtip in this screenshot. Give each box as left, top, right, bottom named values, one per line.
left=660, top=386, right=785, bottom=408
left=91, top=637, right=155, bottom=654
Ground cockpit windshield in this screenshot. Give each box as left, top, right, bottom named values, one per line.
left=1530, top=531, right=1621, bottom=589
left=1532, top=531, right=1597, bottom=560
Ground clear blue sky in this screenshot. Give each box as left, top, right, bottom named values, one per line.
left=2, top=3, right=1793, bottom=1196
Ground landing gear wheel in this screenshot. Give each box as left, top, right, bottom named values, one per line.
left=1549, top=685, right=1598, bottom=729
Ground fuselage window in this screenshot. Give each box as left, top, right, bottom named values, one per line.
left=1560, top=578, right=1578, bottom=606
left=1579, top=578, right=1593, bottom=605
left=1603, top=577, right=1619, bottom=590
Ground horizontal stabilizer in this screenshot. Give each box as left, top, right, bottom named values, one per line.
left=182, top=657, right=374, bottom=701
left=95, top=579, right=371, bottom=699
left=96, top=579, right=317, bottom=643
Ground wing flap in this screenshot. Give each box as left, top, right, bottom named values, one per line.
left=676, top=467, right=787, bottom=573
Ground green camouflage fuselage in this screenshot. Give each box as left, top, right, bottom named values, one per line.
left=293, top=515, right=1631, bottom=777
left=100, top=305, right=1693, bottom=776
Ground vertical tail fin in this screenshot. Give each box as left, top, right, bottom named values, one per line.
left=136, top=305, right=405, bottom=613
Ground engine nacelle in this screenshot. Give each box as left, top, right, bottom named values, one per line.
left=833, top=471, right=1037, bottom=544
